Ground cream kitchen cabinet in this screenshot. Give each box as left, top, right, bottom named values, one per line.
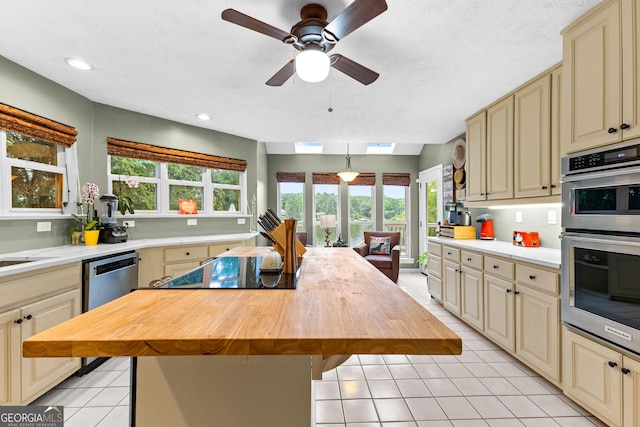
left=465, top=97, right=514, bottom=202
left=484, top=258, right=561, bottom=384
left=460, top=251, right=484, bottom=331
left=0, top=264, right=81, bottom=405
left=550, top=65, right=563, bottom=196
left=486, top=96, right=514, bottom=200
left=442, top=246, right=461, bottom=315
left=426, top=241, right=442, bottom=301
left=514, top=73, right=554, bottom=198
left=562, top=0, right=640, bottom=154
left=465, top=111, right=487, bottom=202
left=563, top=327, right=640, bottom=427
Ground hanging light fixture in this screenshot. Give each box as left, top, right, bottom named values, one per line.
left=337, top=144, right=359, bottom=182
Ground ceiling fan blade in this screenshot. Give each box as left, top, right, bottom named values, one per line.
left=323, top=0, right=388, bottom=42
left=266, top=60, right=295, bottom=86
left=221, top=9, right=295, bottom=43
left=330, top=54, right=379, bottom=85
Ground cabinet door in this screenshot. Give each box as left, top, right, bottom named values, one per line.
left=563, top=328, right=622, bottom=427
left=0, top=309, right=20, bottom=406
left=486, top=96, right=514, bottom=200
left=623, top=356, right=640, bottom=427
left=465, top=111, right=487, bottom=202
left=428, top=275, right=442, bottom=302
left=428, top=254, right=442, bottom=279
left=461, top=268, right=483, bottom=331
left=621, top=0, right=640, bottom=141
left=562, top=0, right=621, bottom=153
left=551, top=66, right=563, bottom=195
left=443, top=260, right=461, bottom=316
left=483, top=274, right=515, bottom=351
left=20, top=290, right=81, bottom=403
left=514, top=74, right=551, bottom=198
left=515, top=285, right=560, bottom=382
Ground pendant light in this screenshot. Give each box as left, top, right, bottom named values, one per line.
left=337, top=144, right=359, bottom=182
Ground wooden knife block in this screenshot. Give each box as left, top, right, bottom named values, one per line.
left=269, top=223, right=306, bottom=258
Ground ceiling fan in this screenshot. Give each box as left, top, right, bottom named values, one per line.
left=221, top=0, right=388, bottom=86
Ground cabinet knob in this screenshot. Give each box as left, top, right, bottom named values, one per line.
left=551, top=184, right=557, bottom=189
left=529, top=275, right=536, bottom=280
left=480, top=192, right=484, bottom=196
left=542, top=186, right=548, bottom=190
left=447, top=252, right=452, bottom=255
left=493, top=265, right=499, bottom=269
left=467, top=258, right=472, bottom=261
left=186, top=252, right=190, bottom=256
left=622, top=367, right=631, bottom=375
left=506, top=289, right=512, bottom=293
left=13, top=318, right=23, bottom=324
left=24, top=314, right=33, bottom=320
left=514, top=291, right=520, bottom=295
left=608, top=127, right=618, bottom=134
left=608, top=361, right=618, bottom=368
left=621, top=123, right=630, bottom=130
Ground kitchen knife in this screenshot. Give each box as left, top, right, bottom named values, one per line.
left=266, top=208, right=282, bottom=225
left=260, top=231, right=275, bottom=243
left=259, top=214, right=275, bottom=231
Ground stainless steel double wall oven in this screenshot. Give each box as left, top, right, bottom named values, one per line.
left=561, top=140, right=640, bottom=355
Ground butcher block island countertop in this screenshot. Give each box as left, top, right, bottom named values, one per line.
left=23, top=246, right=461, bottom=358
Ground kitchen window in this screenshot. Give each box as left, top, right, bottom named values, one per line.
left=107, top=138, right=247, bottom=215
left=312, top=173, right=340, bottom=247
left=348, top=173, right=376, bottom=247
left=383, top=173, right=411, bottom=256
left=0, top=104, right=79, bottom=217
left=276, top=172, right=305, bottom=231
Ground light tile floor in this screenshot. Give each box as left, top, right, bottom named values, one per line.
left=30, top=271, right=607, bottom=427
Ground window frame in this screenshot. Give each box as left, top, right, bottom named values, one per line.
left=0, top=130, right=79, bottom=217
left=312, top=183, right=341, bottom=247
left=107, top=155, right=246, bottom=216
left=277, top=181, right=305, bottom=231
left=347, top=184, right=375, bottom=247
left=382, top=184, right=410, bottom=257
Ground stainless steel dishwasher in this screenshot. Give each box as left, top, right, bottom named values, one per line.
left=79, top=250, right=139, bottom=375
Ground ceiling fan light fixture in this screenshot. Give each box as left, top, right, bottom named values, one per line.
left=295, top=48, right=330, bottom=83
left=337, top=144, right=359, bottom=182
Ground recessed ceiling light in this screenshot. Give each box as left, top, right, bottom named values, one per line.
left=64, top=58, right=94, bottom=71
left=196, top=113, right=211, bottom=121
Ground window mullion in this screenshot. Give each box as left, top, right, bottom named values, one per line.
left=159, top=163, right=169, bottom=213
left=204, top=169, right=212, bottom=214
left=0, top=132, right=7, bottom=215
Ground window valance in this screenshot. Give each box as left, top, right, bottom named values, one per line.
left=107, top=137, right=247, bottom=172
left=347, top=173, right=376, bottom=186
left=0, top=103, right=77, bottom=147
left=276, top=172, right=305, bottom=183
left=382, top=173, right=410, bottom=186
left=312, top=172, right=340, bottom=185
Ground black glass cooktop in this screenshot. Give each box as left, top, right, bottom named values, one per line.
left=150, top=256, right=299, bottom=289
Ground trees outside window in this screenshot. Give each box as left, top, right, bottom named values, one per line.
left=278, top=182, right=304, bottom=231
left=348, top=185, right=374, bottom=246
left=314, top=184, right=339, bottom=247
left=383, top=185, right=408, bottom=256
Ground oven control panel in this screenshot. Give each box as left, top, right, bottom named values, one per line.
left=567, top=144, right=640, bottom=173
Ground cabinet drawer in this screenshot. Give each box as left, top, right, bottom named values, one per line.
left=516, top=264, right=559, bottom=294
left=484, top=256, right=514, bottom=280
left=443, top=246, right=460, bottom=263
left=461, top=251, right=483, bottom=270
left=209, top=241, right=242, bottom=257
left=428, top=275, right=442, bottom=301
left=164, top=246, right=208, bottom=263
left=428, top=254, right=442, bottom=279
left=427, top=241, right=442, bottom=256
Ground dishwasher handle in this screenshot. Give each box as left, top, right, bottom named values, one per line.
left=87, top=252, right=138, bottom=277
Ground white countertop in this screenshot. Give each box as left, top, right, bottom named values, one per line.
left=428, top=237, right=561, bottom=269
left=0, top=233, right=258, bottom=278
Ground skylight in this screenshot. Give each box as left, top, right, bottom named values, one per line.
left=367, top=143, right=395, bottom=154
left=295, top=142, right=323, bottom=154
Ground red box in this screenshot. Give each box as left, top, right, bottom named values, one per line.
left=513, top=231, right=540, bottom=247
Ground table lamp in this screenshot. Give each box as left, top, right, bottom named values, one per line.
left=319, top=214, right=336, bottom=247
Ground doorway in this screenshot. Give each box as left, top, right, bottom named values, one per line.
left=418, top=165, right=443, bottom=271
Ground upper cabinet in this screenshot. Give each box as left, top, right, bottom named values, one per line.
left=487, top=97, right=514, bottom=200
left=562, top=0, right=640, bottom=154
left=465, top=111, right=486, bottom=202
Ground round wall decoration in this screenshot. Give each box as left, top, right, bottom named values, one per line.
left=452, top=138, right=466, bottom=169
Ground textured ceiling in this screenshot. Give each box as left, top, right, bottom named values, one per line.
left=0, top=0, right=600, bottom=155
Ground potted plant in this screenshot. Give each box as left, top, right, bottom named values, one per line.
left=72, top=182, right=102, bottom=245
left=69, top=226, right=82, bottom=246
left=417, top=251, right=428, bottom=272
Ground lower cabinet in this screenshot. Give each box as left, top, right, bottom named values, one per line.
left=0, top=264, right=81, bottom=406
left=443, top=260, right=461, bottom=316
left=484, top=274, right=515, bottom=351
left=460, top=251, right=484, bottom=331
left=563, top=327, right=640, bottom=427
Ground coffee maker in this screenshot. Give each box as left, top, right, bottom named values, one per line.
left=99, top=194, right=128, bottom=243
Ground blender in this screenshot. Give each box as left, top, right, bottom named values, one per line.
left=99, top=194, right=129, bottom=243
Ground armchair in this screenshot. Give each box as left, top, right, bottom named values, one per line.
left=353, top=231, right=401, bottom=283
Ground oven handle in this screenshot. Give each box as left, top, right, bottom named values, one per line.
left=560, top=164, right=640, bottom=183
left=561, top=232, right=640, bottom=248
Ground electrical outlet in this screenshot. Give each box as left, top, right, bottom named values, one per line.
left=237, top=218, right=246, bottom=225
left=36, top=222, right=51, bottom=232
left=548, top=210, right=557, bottom=225
left=515, top=211, right=523, bottom=223
left=187, top=218, right=198, bottom=226
left=123, top=220, right=135, bottom=228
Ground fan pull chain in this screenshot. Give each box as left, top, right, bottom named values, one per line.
left=328, top=70, right=333, bottom=112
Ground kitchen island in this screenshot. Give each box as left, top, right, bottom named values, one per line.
left=23, top=246, right=461, bottom=426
